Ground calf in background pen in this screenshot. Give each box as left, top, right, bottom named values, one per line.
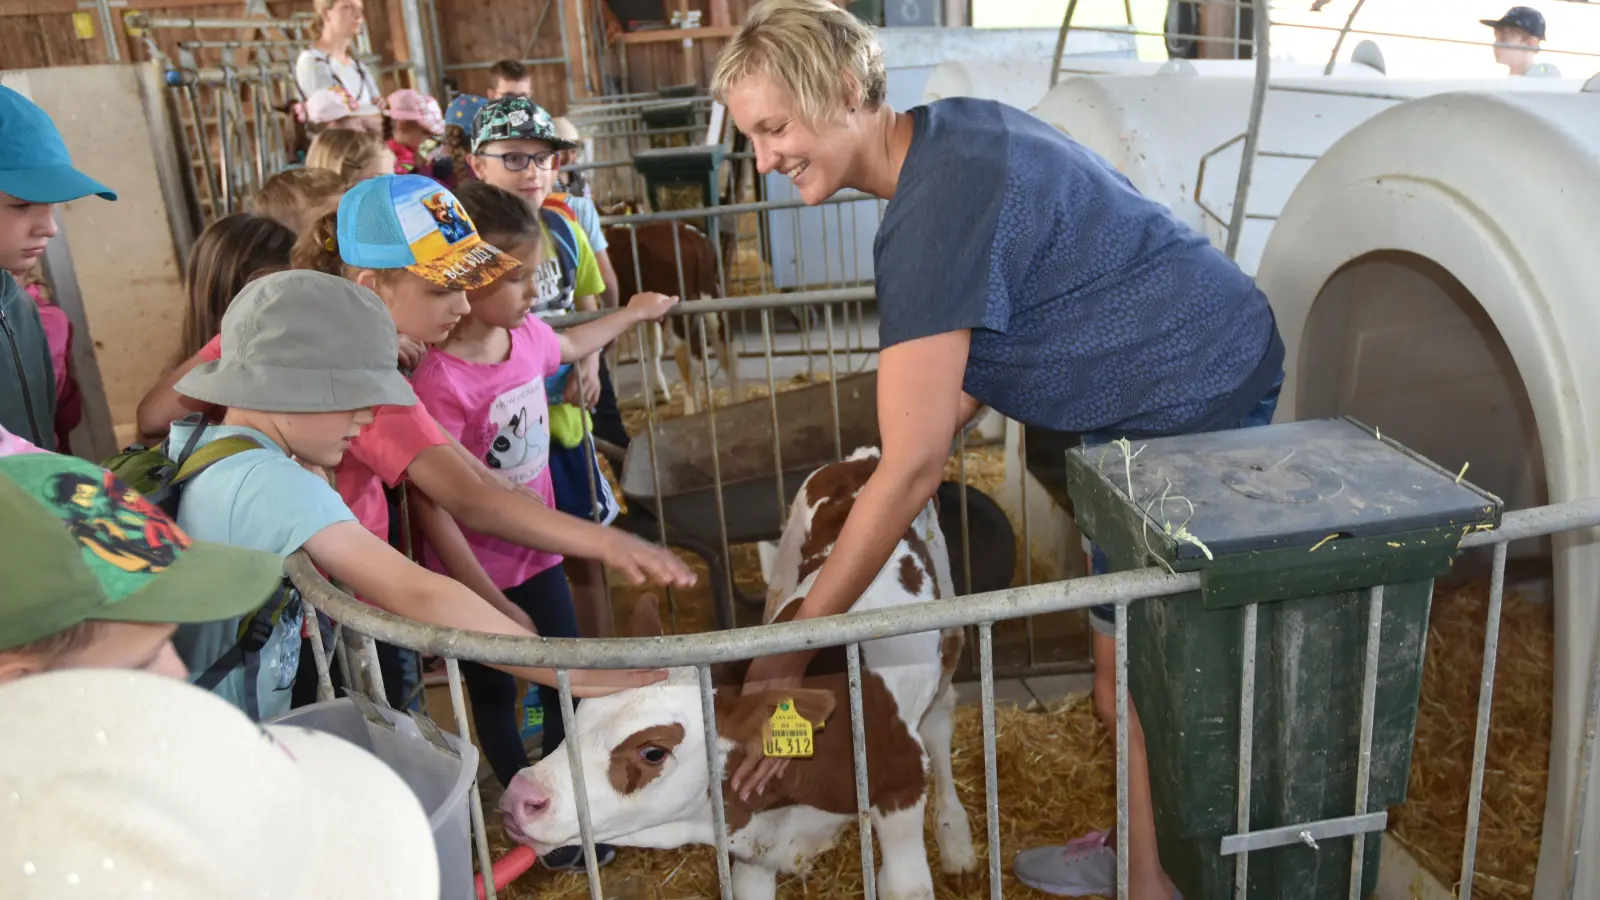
left=602, top=214, right=739, bottom=414
left=499, top=447, right=977, bottom=900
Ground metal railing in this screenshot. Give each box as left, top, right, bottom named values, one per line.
left=285, top=485, right=1600, bottom=900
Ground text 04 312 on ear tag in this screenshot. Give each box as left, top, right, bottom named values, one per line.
left=762, top=699, right=815, bottom=758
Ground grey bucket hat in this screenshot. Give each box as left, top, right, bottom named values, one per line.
left=176, top=270, right=417, bottom=413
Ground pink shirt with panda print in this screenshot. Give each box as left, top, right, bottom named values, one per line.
left=408, top=316, right=564, bottom=589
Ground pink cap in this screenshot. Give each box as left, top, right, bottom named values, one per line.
left=302, top=86, right=359, bottom=125
left=385, top=89, right=444, bottom=135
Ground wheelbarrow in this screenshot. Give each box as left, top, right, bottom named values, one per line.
left=603, top=371, right=1016, bottom=630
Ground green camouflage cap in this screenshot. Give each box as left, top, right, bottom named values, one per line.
left=0, top=453, right=287, bottom=652
left=471, top=96, right=579, bottom=155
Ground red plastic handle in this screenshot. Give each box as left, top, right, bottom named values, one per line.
left=474, top=845, right=538, bottom=899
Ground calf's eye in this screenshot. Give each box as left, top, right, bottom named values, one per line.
left=640, top=745, right=670, bottom=765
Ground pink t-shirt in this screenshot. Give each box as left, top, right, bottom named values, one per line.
left=26, top=284, right=70, bottom=401
left=410, top=318, right=564, bottom=588
left=0, top=423, right=44, bottom=457
left=336, top=400, right=449, bottom=543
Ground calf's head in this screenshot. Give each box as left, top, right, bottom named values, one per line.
left=499, top=596, right=837, bottom=853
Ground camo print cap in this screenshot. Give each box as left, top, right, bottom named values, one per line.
left=471, top=96, right=579, bottom=155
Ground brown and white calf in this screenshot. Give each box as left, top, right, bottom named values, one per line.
left=602, top=217, right=738, bottom=414
left=499, top=447, right=976, bottom=900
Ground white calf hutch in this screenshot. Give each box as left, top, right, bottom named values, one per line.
left=1000, top=70, right=1591, bottom=588
left=1258, top=89, right=1600, bottom=900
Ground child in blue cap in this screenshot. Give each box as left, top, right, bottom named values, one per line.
left=0, top=86, right=115, bottom=452
left=431, top=93, right=489, bottom=190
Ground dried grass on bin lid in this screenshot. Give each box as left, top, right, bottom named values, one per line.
left=488, top=696, right=1119, bottom=900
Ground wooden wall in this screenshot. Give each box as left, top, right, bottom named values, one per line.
left=0, top=0, right=805, bottom=116
left=0, top=0, right=413, bottom=95
left=432, top=0, right=574, bottom=109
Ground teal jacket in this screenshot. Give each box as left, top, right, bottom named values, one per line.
left=0, top=271, right=57, bottom=451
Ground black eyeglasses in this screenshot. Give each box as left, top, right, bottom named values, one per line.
left=478, top=150, right=559, bottom=172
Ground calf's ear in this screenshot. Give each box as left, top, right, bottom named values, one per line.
left=720, top=688, right=838, bottom=747
left=628, top=594, right=665, bottom=639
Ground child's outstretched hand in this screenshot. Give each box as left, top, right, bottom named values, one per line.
left=397, top=334, right=427, bottom=370
left=600, top=531, right=698, bottom=587
left=626, top=291, right=679, bottom=324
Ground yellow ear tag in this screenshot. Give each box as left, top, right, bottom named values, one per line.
left=762, top=699, right=815, bottom=759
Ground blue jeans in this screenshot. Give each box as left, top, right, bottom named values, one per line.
left=1084, top=372, right=1284, bottom=634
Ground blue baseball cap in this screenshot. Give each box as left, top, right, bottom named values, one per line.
left=335, top=174, right=519, bottom=290
left=0, top=87, right=116, bottom=204
left=1481, top=6, right=1546, bottom=41
left=444, top=93, right=488, bottom=131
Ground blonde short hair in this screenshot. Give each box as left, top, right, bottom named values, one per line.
left=711, top=0, right=887, bottom=124
left=304, top=128, right=386, bottom=184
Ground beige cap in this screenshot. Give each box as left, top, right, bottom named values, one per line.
left=0, top=669, right=440, bottom=900
left=175, top=269, right=418, bottom=413
left=551, top=116, right=581, bottom=143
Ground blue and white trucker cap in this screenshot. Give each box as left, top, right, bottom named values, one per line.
left=335, top=174, right=519, bottom=290
left=0, top=87, right=117, bottom=204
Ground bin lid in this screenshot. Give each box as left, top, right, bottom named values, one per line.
left=631, top=144, right=727, bottom=164
left=1072, top=417, right=1502, bottom=561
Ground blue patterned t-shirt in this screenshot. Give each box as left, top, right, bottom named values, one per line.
left=874, top=98, right=1283, bottom=438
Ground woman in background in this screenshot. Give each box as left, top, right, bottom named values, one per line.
left=295, top=0, right=383, bottom=134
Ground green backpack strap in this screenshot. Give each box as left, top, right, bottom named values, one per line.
left=170, top=436, right=264, bottom=486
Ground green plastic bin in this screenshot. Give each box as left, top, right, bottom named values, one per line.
left=632, top=144, right=725, bottom=222
left=1063, top=417, right=1501, bottom=900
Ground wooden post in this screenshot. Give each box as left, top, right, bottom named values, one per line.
left=563, top=0, right=598, bottom=100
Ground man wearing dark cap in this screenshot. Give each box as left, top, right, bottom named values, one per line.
left=1480, top=6, right=1559, bottom=77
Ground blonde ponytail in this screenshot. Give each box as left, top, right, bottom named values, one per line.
left=291, top=210, right=346, bottom=276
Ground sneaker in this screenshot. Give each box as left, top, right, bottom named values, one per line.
left=1013, top=830, right=1115, bottom=897
left=539, top=843, right=617, bottom=873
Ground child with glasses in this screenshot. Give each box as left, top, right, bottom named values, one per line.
left=467, top=97, right=628, bottom=647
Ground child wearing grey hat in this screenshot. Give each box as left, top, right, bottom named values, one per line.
left=167, top=269, right=668, bottom=721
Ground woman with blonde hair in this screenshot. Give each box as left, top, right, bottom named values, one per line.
left=305, top=127, right=395, bottom=185
left=715, top=3, right=1283, bottom=900
left=294, top=0, right=383, bottom=133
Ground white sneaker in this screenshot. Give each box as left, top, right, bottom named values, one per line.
left=1013, top=830, right=1116, bottom=896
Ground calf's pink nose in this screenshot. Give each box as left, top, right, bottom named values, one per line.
left=502, top=775, right=552, bottom=825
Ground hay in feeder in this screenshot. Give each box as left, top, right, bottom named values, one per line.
left=487, top=696, right=1118, bottom=900
left=1387, top=579, right=1553, bottom=899
left=618, top=372, right=824, bottom=435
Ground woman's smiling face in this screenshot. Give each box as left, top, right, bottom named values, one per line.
left=725, top=73, right=857, bottom=206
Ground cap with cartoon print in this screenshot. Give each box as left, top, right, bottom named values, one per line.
left=336, top=174, right=521, bottom=290
left=471, top=96, right=579, bottom=154
left=0, top=453, right=285, bottom=652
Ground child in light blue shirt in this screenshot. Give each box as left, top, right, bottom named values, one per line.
left=169, top=269, right=667, bottom=721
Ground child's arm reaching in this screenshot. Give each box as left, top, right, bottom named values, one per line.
left=303, top=520, right=665, bottom=696
left=404, top=442, right=694, bottom=587
left=136, top=350, right=216, bottom=442
left=557, top=291, right=678, bottom=365
left=411, top=490, right=537, bottom=633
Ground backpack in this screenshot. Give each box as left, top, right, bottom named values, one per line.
left=540, top=197, right=582, bottom=301
left=101, top=413, right=301, bottom=721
